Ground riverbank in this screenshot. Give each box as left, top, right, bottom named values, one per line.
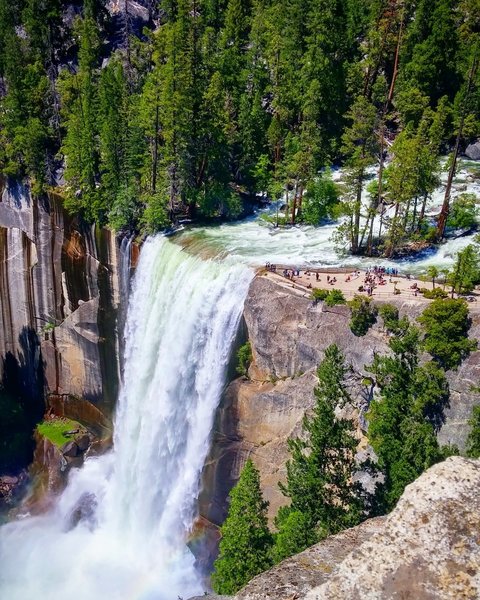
left=260, top=267, right=478, bottom=303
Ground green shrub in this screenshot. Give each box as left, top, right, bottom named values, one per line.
left=348, top=295, right=378, bottom=336
left=419, top=287, right=448, bottom=299
left=447, top=193, right=478, bottom=230
left=378, top=303, right=400, bottom=333
left=418, top=298, right=477, bottom=370
left=301, top=171, right=340, bottom=225
left=236, top=342, right=253, bottom=377
left=311, top=288, right=346, bottom=306
left=324, top=289, right=346, bottom=307
left=311, top=288, right=329, bottom=301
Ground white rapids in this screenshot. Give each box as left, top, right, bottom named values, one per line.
left=176, top=159, right=480, bottom=274
left=0, top=237, right=253, bottom=600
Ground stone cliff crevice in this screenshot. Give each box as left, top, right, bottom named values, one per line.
left=0, top=178, right=133, bottom=478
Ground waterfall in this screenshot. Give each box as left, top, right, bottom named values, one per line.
left=119, top=234, right=133, bottom=303
left=0, top=236, right=253, bottom=600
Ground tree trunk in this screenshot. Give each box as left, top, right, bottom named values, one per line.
left=436, top=45, right=479, bottom=240
left=297, top=184, right=304, bottom=220
left=352, top=172, right=363, bottom=254
left=291, top=180, right=298, bottom=225
left=376, top=5, right=404, bottom=221
left=402, top=197, right=411, bottom=234
left=410, top=195, right=418, bottom=233
left=384, top=201, right=400, bottom=257
left=417, top=193, right=428, bottom=231
left=436, top=121, right=464, bottom=240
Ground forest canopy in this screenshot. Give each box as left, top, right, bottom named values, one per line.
left=0, top=0, right=478, bottom=247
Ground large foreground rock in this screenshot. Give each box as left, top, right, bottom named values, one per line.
left=231, top=456, right=480, bottom=600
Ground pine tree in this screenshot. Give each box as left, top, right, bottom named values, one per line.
left=367, top=316, right=454, bottom=510
left=418, top=298, right=477, bottom=370
left=211, top=459, right=273, bottom=595
left=59, top=15, right=101, bottom=220
left=279, top=345, right=366, bottom=542
left=340, top=96, right=378, bottom=254
left=466, top=405, right=480, bottom=459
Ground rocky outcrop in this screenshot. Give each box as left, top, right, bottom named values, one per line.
left=204, top=276, right=480, bottom=524
left=217, top=457, right=480, bottom=600
left=236, top=518, right=386, bottom=600
left=466, top=141, right=480, bottom=161
left=0, top=179, right=133, bottom=422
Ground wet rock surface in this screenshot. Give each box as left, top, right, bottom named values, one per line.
left=0, top=179, right=125, bottom=418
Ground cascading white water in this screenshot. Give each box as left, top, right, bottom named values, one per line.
left=0, top=236, right=253, bottom=600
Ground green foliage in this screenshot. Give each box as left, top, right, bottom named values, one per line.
left=378, top=303, right=400, bottom=333
left=272, top=507, right=317, bottom=564
left=311, top=288, right=346, bottom=306
left=142, top=192, right=170, bottom=233
left=418, top=298, right=477, bottom=370
left=212, top=459, right=273, bottom=595
left=302, top=172, right=340, bottom=225
left=348, top=295, right=378, bottom=336
left=311, top=288, right=329, bottom=301
left=426, top=266, right=439, bottom=288
left=236, top=341, right=253, bottom=377
left=37, top=418, right=83, bottom=448
left=466, top=405, right=480, bottom=459
left=0, top=0, right=476, bottom=239
left=419, top=287, right=448, bottom=299
left=279, top=345, right=368, bottom=549
left=367, top=316, right=455, bottom=510
left=447, top=194, right=479, bottom=231
left=448, top=244, right=480, bottom=295
left=324, top=289, right=346, bottom=307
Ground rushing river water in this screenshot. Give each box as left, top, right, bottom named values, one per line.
left=175, top=160, right=480, bottom=274
left=176, top=215, right=476, bottom=274
left=0, top=237, right=253, bottom=600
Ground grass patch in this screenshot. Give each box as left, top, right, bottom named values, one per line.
left=37, top=417, right=83, bottom=447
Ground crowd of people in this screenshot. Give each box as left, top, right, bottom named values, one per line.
left=265, top=262, right=412, bottom=298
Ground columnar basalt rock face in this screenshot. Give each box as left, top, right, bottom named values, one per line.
left=205, top=275, right=480, bottom=525
left=0, top=179, right=126, bottom=419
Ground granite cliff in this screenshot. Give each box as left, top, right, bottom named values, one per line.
left=196, top=456, right=480, bottom=600
left=0, top=178, right=133, bottom=489
left=202, top=275, right=480, bottom=525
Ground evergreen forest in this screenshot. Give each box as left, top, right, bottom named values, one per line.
left=213, top=296, right=480, bottom=594
left=0, top=0, right=479, bottom=255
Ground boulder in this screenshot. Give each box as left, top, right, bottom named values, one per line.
left=466, top=141, right=480, bottom=161
left=227, top=457, right=480, bottom=600
left=61, top=441, right=79, bottom=458
left=307, top=456, right=480, bottom=599
left=76, top=434, right=91, bottom=452
left=236, top=518, right=385, bottom=600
